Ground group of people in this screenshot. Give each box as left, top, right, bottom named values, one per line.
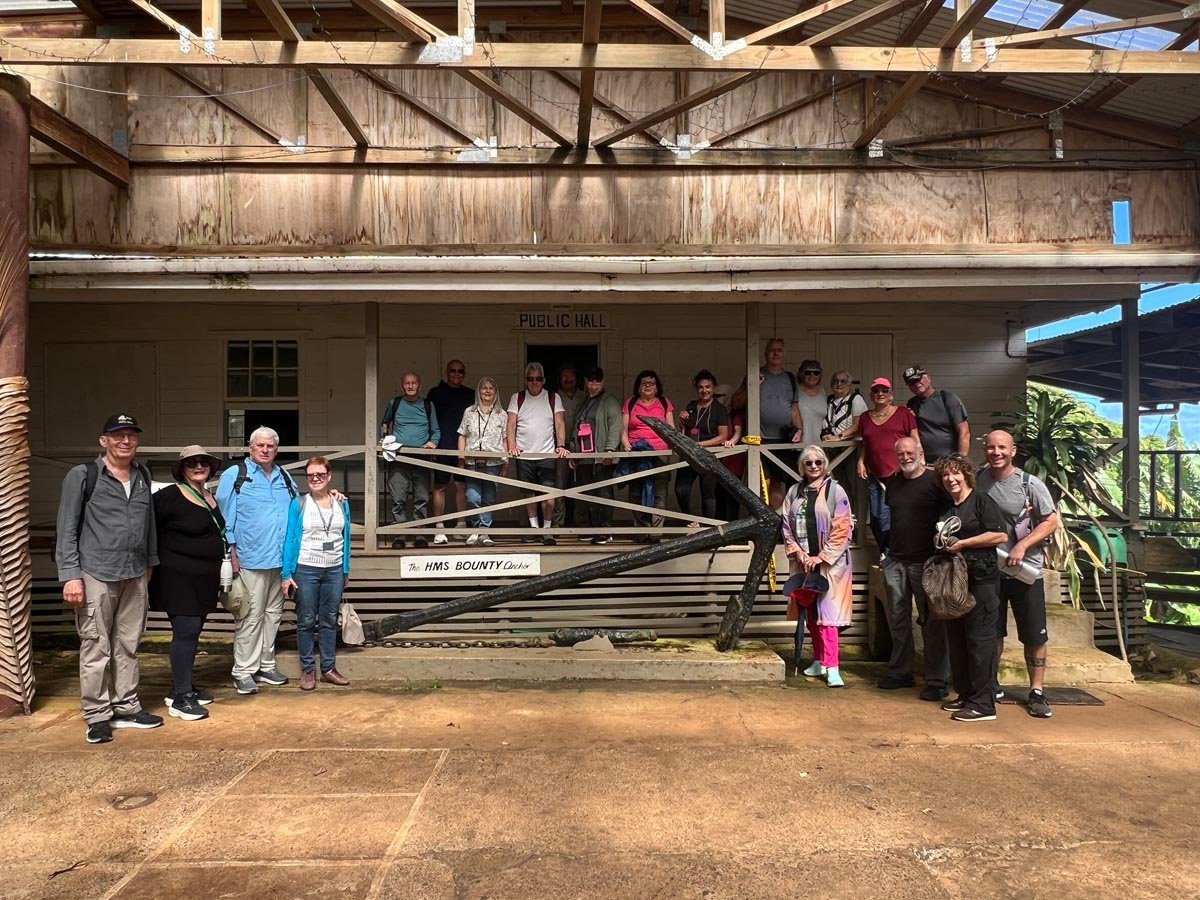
left=56, top=416, right=351, bottom=744
left=768, top=341, right=1058, bottom=723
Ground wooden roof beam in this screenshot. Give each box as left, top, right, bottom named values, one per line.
left=552, top=72, right=670, bottom=145
left=741, top=0, right=868, bottom=48
left=854, top=0, right=998, bottom=149
left=243, top=0, right=302, bottom=41
left=307, top=68, right=369, bottom=147
left=594, top=70, right=761, bottom=147
left=348, top=0, right=437, bottom=42
left=355, top=67, right=481, bottom=145
left=707, top=77, right=861, bottom=147
left=804, top=0, right=928, bottom=46
left=29, top=94, right=129, bottom=187
left=896, top=0, right=946, bottom=45
left=981, top=6, right=1200, bottom=49
left=576, top=0, right=604, bottom=147
left=125, top=0, right=192, bottom=37
left=626, top=0, right=695, bottom=43
left=202, top=0, right=221, bottom=40
left=1084, top=22, right=1200, bottom=109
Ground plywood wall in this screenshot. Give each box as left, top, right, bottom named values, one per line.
left=23, top=65, right=1200, bottom=249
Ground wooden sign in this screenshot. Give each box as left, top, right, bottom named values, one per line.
left=516, top=311, right=609, bottom=330
left=400, top=554, right=542, bottom=579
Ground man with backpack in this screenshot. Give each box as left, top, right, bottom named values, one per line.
left=380, top=372, right=440, bottom=549
left=216, top=425, right=298, bottom=695
left=978, top=429, right=1060, bottom=719
left=56, top=413, right=162, bottom=744
left=731, top=338, right=803, bottom=510
left=904, top=365, right=971, bottom=463
left=506, top=362, right=568, bottom=545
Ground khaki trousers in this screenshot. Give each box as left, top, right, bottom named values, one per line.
left=77, top=573, right=149, bottom=725
left=232, top=567, right=283, bottom=678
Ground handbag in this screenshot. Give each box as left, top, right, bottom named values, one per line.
left=339, top=602, right=365, bottom=645
left=221, top=573, right=252, bottom=620
left=922, top=552, right=974, bottom=620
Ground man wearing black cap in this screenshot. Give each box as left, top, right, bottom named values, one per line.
left=56, top=414, right=162, bottom=744
left=903, top=365, right=971, bottom=463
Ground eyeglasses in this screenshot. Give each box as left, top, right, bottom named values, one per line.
left=639, top=381, right=656, bottom=387
left=802, top=460, right=825, bottom=468
left=448, top=367, right=465, bottom=375
left=714, top=392, right=727, bottom=398
left=526, top=376, right=545, bottom=382
left=831, top=379, right=850, bottom=386
left=306, top=472, right=329, bottom=481
left=802, top=369, right=822, bottom=376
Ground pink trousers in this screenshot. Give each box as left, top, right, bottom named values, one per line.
left=805, top=605, right=840, bottom=668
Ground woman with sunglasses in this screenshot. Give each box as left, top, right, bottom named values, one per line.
left=281, top=457, right=352, bottom=692
left=782, top=445, right=854, bottom=687
left=856, top=377, right=920, bottom=554
left=795, top=359, right=828, bottom=444
left=150, top=445, right=227, bottom=721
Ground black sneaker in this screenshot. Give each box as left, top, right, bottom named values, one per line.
left=543, top=535, right=557, bottom=546
left=111, top=709, right=164, bottom=729
left=876, top=676, right=916, bottom=691
left=165, top=687, right=214, bottom=708
left=941, top=697, right=967, bottom=711
left=920, top=685, right=950, bottom=702
left=995, top=689, right=1006, bottom=702
left=1027, top=690, right=1053, bottom=719
left=523, top=535, right=539, bottom=544
left=413, top=537, right=429, bottom=549
left=391, top=537, right=406, bottom=549
left=592, top=536, right=613, bottom=545
left=951, top=707, right=997, bottom=722
left=86, top=720, right=113, bottom=744
left=168, top=693, right=209, bottom=721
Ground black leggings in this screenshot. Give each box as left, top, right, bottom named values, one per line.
left=168, top=613, right=206, bottom=698
left=674, top=468, right=717, bottom=520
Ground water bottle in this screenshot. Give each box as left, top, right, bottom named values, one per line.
left=219, top=554, right=233, bottom=591
left=996, top=548, right=1040, bottom=585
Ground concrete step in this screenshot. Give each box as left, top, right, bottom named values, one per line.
left=275, top=639, right=785, bottom=684
left=998, top=645, right=1133, bottom=686
left=1009, top=602, right=1096, bottom=649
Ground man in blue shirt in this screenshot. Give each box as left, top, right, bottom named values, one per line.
left=216, top=426, right=298, bottom=695
left=381, top=372, right=439, bottom=549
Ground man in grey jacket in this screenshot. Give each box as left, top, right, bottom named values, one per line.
left=56, top=414, right=162, bottom=744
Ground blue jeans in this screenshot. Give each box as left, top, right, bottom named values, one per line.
left=465, top=463, right=501, bottom=527
left=294, top=564, right=344, bottom=673
left=868, top=476, right=891, bottom=553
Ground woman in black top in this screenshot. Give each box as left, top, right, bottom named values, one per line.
left=150, top=446, right=226, bottom=722
left=934, top=454, right=1007, bottom=722
left=675, top=369, right=731, bottom=525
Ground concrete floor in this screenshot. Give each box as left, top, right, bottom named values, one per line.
left=2, top=652, right=1199, bottom=900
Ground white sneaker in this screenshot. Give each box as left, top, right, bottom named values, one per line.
left=480, top=534, right=495, bottom=546
left=466, top=534, right=480, bottom=546
left=433, top=532, right=449, bottom=545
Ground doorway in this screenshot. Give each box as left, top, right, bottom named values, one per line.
left=227, top=408, right=301, bottom=463
left=525, top=343, right=600, bottom=391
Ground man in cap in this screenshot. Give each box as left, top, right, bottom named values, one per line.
left=56, top=414, right=162, bottom=744
left=903, top=365, right=970, bottom=463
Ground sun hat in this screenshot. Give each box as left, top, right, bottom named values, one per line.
left=171, top=445, right=223, bottom=482
left=381, top=435, right=401, bottom=463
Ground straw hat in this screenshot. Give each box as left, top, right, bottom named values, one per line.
left=172, top=445, right=223, bottom=482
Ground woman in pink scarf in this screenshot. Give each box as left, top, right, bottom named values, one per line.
left=783, top=444, right=854, bottom=688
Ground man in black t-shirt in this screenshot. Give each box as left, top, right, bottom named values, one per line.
left=878, top=436, right=952, bottom=700
left=427, top=359, right=475, bottom=544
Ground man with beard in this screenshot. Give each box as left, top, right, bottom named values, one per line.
left=877, top=436, right=952, bottom=700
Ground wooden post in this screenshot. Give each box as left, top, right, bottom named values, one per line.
left=1122, top=296, right=1140, bottom=526
left=745, top=302, right=761, bottom=497
left=364, top=302, right=380, bottom=552
left=202, top=0, right=222, bottom=39
left=0, top=75, right=34, bottom=718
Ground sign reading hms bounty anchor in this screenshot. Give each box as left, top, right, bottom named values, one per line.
left=401, top=554, right=541, bottom=579
left=516, top=311, right=609, bottom=331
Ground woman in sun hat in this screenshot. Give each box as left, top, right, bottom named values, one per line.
left=150, top=445, right=226, bottom=722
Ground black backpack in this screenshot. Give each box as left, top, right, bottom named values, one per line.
left=77, top=459, right=153, bottom=533
left=382, top=395, right=435, bottom=439
left=232, top=459, right=297, bottom=498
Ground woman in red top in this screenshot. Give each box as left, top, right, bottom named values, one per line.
left=856, top=377, right=920, bottom=554
left=621, top=369, right=675, bottom=540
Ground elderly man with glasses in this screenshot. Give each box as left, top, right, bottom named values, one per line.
left=216, top=425, right=299, bottom=695
left=507, top=362, right=569, bottom=545
left=56, top=414, right=162, bottom=744
left=903, top=365, right=970, bottom=463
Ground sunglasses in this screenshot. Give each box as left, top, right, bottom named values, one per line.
left=448, top=367, right=465, bottom=375
left=831, top=379, right=850, bottom=386
left=871, top=387, right=891, bottom=394
left=526, top=376, right=545, bottom=382
left=306, top=472, right=330, bottom=481
left=802, top=460, right=825, bottom=468
left=183, top=458, right=210, bottom=469
left=802, top=369, right=822, bottom=376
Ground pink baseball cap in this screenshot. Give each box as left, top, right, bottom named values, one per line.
left=870, top=377, right=892, bottom=390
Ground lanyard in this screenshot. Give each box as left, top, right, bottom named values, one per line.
left=308, top=494, right=336, bottom=536
left=474, top=406, right=497, bottom=450
left=180, top=482, right=227, bottom=553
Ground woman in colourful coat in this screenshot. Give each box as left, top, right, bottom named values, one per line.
left=281, top=456, right=353, bottom=692
left=783, top=444, right=854, bottom=688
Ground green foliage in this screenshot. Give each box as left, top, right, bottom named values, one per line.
left=992, top=385, right=1120, bottom=511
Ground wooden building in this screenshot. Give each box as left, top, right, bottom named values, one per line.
left=2, top=0, right=1199, bottom=711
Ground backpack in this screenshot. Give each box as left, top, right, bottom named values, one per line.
left=232, top=459, right=297, bottom=499
left=625, top=396, right=669, bottom=416
left=78, top=459, right=153, bottom=533
left=922, top=552, right=974, bottom=620
left=517, top=389, right=559, bottom=412
left=382, top=395, right=435, bottom=439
